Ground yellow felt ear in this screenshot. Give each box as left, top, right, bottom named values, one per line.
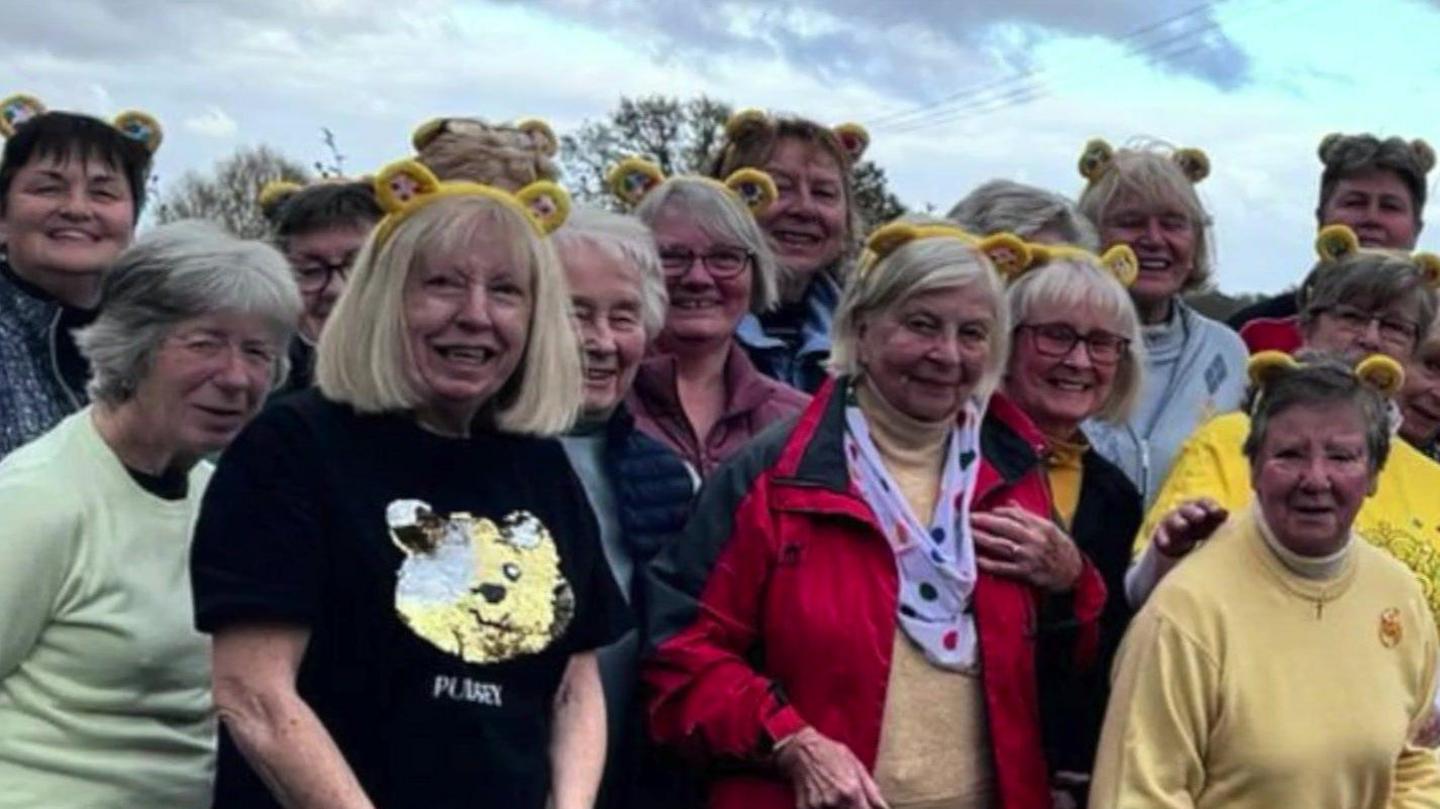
left=411, top=118, right=447, bottom=151
left=374, top=159, right=442, bottom=213
left=977, top=232, right=1032, bottom=278
left=865, top=222, right=921, bottom=265
left=515, top=180, right=571, bottom=234
left=605, top=157, right=665, bottom=207
left=0, top=93, right=46, bottom=138
left=1077, top=138, right=1114, bottom=182
left=724, top=168, right=778, bottom=217
left=833, top=122, right=869, bottom=163
left=1414, top=252, right=1440, bottom=291
left=1356, top=354, right=1405, bottom=397
left=1248, top=350, right=1299, bottom=388
left=1173, top=147, right=1209, bottom=184
left=112, top=110, right=163, bottom=153
left=1315, top=224, right=1360, bottom=262
left=515, top=118, right=558, bottom=158
left=258, top=180, right=303, bottom=211
left=725, top=108, right=772, bottom=141
left=1101, top=244, right=1139, bottom=287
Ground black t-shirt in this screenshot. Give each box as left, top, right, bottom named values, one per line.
left=191, top=390, right=629, bottom=809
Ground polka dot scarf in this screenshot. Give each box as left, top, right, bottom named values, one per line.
left=844, top=397, right=982, bottom=672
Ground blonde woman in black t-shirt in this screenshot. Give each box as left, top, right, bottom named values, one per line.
left=192, top=160, right=628, bottom=809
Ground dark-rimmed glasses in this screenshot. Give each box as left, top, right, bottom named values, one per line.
left=658, top=246, right=754, bottom=279
left=1017, top=323, right=1130, bottom=366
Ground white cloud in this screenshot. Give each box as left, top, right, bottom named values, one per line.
left=184, top=106, right=239, bottom=138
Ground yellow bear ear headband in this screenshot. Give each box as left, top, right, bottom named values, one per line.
left=1248, top=350, right=1405, bottom=398
left=0, top=93, right=163, bottom=153
left=1077, top=137, right=1208, bottom=185
left=724, top=108, right=870, bottom=164
left=258, top=180, right=304, bottom=212
left=604, top=156, right=779, bottom=217
left=1023, top=243, right=1139, bottom=288
left=371, top=159, right=570, bottom=245
left=860, top=221, right=1029, bottom=279
left=1314, top=223, right=1440, bottom=289
left=410, top=116, right=558, bottom=158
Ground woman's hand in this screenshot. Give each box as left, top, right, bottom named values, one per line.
left=1152, top=498, right=1228, bottom=559
left=972, top=506, right=1083, bottom=593
left=775, top=727, right=889, bottom=809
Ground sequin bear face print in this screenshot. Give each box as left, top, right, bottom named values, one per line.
left=387, top=499, right=575, bottom=665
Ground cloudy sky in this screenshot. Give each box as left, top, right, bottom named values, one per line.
left=7, top=0, right=1439, bottom=294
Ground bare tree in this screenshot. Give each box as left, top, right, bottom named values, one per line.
left=152, top=145, right=312, bottom=238
left=560, top=94, right=905, bottom=232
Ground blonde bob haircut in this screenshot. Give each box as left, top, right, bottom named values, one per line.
left=830, top=236, right=1010, bottom=400
left=634, top=176, right=780, bottom=314
left=1005, top=259, right=1147, bottom=423
left=1077, top=142, right=1215, bottom=293
left=315, top=194, right=582, bottom=435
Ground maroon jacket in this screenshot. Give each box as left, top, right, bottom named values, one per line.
left=640, top=380, right=1107, bottom=809
left=627, top=343, right=810, bottom=478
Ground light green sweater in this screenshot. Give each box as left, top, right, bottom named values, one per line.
left=0, top=409, right=215, bottom=808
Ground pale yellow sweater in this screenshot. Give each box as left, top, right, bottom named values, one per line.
left=1091, top=507, right=1440, bottom=809
left=857, top=383, right=995, bottom=809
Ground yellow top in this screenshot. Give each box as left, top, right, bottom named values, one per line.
left=855, top=383, right=948, bottom=522
left=1044, top=435, right=1087, bottom=530
left=1092, top=507, right=1440, bottom=809
left=1137, top=411, right=1440, bottom=624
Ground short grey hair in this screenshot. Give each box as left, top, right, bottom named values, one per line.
left=1297, top=249, right=1438, bottom=354
left=1242, top=351, right=1391, bottom=474
left=553, top=206, right=668, bottom=337
left=949, top=180, right=1099, bottom=250
left=634, top=176, right=780, bottom=313
left=1005, top=259, right=1146, bottom=422
left=1077, top=141, right=1216, bottom=292
left=75, top=219, right=301, bottom=406
left=830, top=236, right=1010, bottom=399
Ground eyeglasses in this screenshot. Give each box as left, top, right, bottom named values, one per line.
left=290, top=258, right=352, bottom=293
left=658, top=246, right=754, bottom=279
left=1316, top=304, right=1418, bottom=347
left=1017, top=323, right=1130, bottom=366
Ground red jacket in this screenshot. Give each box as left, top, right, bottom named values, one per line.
left=1238, top=315, right=1303, bottom=355
left=640, top=379, right=1107, bottom=809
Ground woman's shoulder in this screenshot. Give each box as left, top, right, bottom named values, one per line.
left=1184, top=304, right=1249, bottom=360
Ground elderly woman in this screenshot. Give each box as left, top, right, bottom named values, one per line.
left=948, top=179, right=1099, bottom=249
left=0, top=220, right=298, bottom=807
left=626, top=174, right=809, bottom=477
left=1130, top=228, right=1440, bottom=615
left=1091, top=355, right=1440, bottom=808
left=1230, top=133, right=1434, bottom=351
left=260, top=179, right=382, bottom=393
left=1075, top=139, right=1248, bottom=505
left=709, top=110, right=866, bottom=392
left=642, top=221, right=1106, bottom=809
left=1000, top=245, right=1145, bottom=807
left=190, top=161, right=628, bottom=809
left=0, top=96, right=159, bottom=459
left=552, top=207, right=696, bottom=809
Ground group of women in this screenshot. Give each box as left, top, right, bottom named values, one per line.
left=2, top=89, right=1440, bottom=809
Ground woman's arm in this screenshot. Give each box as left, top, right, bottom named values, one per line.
left=212, top=624, right=375, bottom=809
left=1124, top=499, right=1229, bottom=607
left=549, top=652, right=606, bottom=809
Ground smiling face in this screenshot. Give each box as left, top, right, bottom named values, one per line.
left=1401, top=336, right=1440, bottom=446
left=857, top=284, right=997, bottom=423
left=651, top=205, right=753, bottom=355
left=2, top=151, right=135, bottom=285
left=560, top=241, right=648, bottom=420
left=134, top=311, right=283, bottom=460
left=1099, top=190, right=1197, bottom=315
left=285, top=221, right=373, bottom=341
left=1251, top=400, right=1376, bottom=557
left=1302, top=297, right=1423, bottom=363
left=402, top=229, right=533, bottom=432
left=1320, top=168, right=1420, bottom=250
left=758, top=137, right=848, bottom=278
left=1005, top=301, right=1124, bottom=439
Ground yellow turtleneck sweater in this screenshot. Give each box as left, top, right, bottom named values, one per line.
left=1090, top=507, right=1440, bottom=809
left=855, top=383, right=996, bottom=809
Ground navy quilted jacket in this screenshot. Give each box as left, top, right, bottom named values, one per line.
left=0, top=258, right=92, bottom=461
